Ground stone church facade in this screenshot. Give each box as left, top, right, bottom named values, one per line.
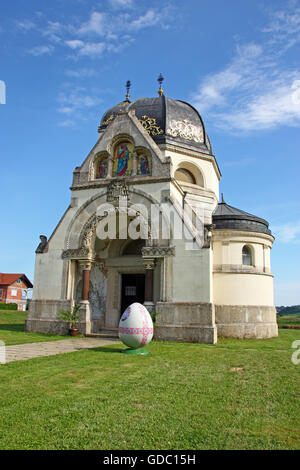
left=26, top=84, right=278, bottom=343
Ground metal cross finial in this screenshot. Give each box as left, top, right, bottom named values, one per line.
left=157, top=73, right=164, bottom=96
left=125, top=80, right=131, bottom=101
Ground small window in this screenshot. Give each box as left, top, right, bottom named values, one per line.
left=0, top=288, right=3, bottom=299
left=17, top=279, right=21, bottom=284
left=22, top=290, right=27, bottom=300
left=11, top=289, right=17, bottom=297
left=242, top=245, right=252, bottom=266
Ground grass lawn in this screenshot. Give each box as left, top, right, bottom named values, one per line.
left=277, top=314, right=300, bottom=327
left=0, top=310, right=83, bottom=345
left=0, top=329, right=299, bottom=450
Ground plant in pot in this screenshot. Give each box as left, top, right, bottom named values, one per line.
left=57, top=304, right=82, bottom=336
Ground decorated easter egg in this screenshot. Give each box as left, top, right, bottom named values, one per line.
left=119, top=302, right=153, bottom=349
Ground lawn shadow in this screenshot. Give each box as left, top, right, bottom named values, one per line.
left=0, top=323, right=24, bottom=332
left=88, top=346, right=125, bottom=353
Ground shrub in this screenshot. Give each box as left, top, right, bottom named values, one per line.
left=0, top=303, right=18, bottom=310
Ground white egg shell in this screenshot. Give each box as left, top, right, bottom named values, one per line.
left=119, top=302, right=153, bottom=349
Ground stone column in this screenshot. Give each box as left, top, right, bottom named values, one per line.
left=132, top=152, right=138, bottom=176
left=78, top=260, right=92, bottom=334
left=82, top=268, right=91, bottom=300
left=143, top=258, right=155, bottom=312
left=107, top=156, right=114, bottom=178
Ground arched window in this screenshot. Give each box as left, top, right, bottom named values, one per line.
left=242, top=245, right=252, bottom=266
left=175, top=168, right=196, bottom=184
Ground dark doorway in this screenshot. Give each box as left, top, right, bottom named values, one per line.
left=121, top=274, right=145, bottom=315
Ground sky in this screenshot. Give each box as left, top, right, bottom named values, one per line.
left=0, top=0, right=299, bottom=305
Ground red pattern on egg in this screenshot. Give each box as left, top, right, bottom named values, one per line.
left=119, top=302, right=153, bottom=347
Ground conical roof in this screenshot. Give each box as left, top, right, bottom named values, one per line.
left=213, top=201, right=272, bottom=235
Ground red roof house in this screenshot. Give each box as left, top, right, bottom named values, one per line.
left=0, top=274, right=33, bottom=311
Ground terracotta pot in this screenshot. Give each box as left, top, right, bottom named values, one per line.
left=69, top=328, right=80, bottom=336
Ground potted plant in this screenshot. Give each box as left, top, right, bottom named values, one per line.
left=57, top=304, right=81, bottom=336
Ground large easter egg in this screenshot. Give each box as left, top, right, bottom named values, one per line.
left=119, top=302, right=153, bottom=349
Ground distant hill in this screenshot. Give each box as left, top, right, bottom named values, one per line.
left=276, top=305, right=300, bottom=316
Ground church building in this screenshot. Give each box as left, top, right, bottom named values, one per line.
left=26, top=78, right=278, bottom=343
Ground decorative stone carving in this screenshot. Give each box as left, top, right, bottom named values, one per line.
left=62, top=248, right=90, bottom=259
left=36, top=235, right=48, bottom=253
left=80, top=214, right=104, bottom=248
left=142, top=246, right=175, bottom=257
left=166, top=119, right=204, bottom=143
left=107, top=180, right=130, bottom=202
left=143, top=258, right=156, bottom=270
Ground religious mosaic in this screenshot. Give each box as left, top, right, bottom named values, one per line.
left=113, top=142, right=133, bottom=177
left=97, top=158, right=108, bottom=179
left=137, top=153, right=151, bottom=175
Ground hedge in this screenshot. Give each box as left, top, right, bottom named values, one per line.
left=0, top=303, right=18, bottom=310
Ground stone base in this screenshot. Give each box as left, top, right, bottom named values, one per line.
left=154, top=302, right=217, bottom=344
left=25, top=299, right=91, bottom=335
left=154, top=325, right=217, bottom=343
left=215, top=304, right=278, bottom=339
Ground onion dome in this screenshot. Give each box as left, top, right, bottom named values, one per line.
left=213, top=198, right=272, bottom=235
left=98, top=77, right=212, bottom=153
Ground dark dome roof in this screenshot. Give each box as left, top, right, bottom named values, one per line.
left=99, top=95, right=212, bottom=153
left=100, top=100, right=129, bottom=126
left=213, top=201, right=272, bottom=235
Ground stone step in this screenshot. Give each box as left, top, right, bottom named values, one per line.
left=86, top=329, right=119, bottom=339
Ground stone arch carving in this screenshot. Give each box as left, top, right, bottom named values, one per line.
left=107, top=133, right=135, bottom=155
left=65, top=188, right=167, bottom=251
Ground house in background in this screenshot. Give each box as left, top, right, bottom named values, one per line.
left=0, top=274, right=33, bottom=311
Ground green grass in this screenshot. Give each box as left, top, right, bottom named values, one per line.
left=0, top=310, right=82, bottom=345
left=0, top=330, right=299, bottom=450
left=277, top=314, right=300, bottom=327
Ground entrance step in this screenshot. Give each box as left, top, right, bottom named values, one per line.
left=86, top=328, right=119, bottom=339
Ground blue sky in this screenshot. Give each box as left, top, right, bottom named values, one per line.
left=0, top=0, right=299, bottom=305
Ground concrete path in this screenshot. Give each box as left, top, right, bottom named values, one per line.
left=4, top=338, right=120, bottom=363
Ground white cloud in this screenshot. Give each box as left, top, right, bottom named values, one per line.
left=192, top=4, right=300, bottom=132
left=78, top=12, right=107, bottom=36
left=28, top=45, right=54, bottom=56
left=130, top=9, right=160, bottom=30
left=65, top=40, right=106, bottom=57
left=58, top=119, right=76, bottom=128
left=109, top=0, right=133, bottom=9
left=42, top=21, right=64, bottom=43
left=16, top=6, right=176, bottom=61
left=65, top=39, right=84, bottom=49
left=261, top=3, right=300, bottom=52
left=16, top=20, right=36, bottom=31
left=272, top=221, right=300, bottom=243
left=65, top=68, right=97, bottom=78
left=57, top=87, right=102, bottom=116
